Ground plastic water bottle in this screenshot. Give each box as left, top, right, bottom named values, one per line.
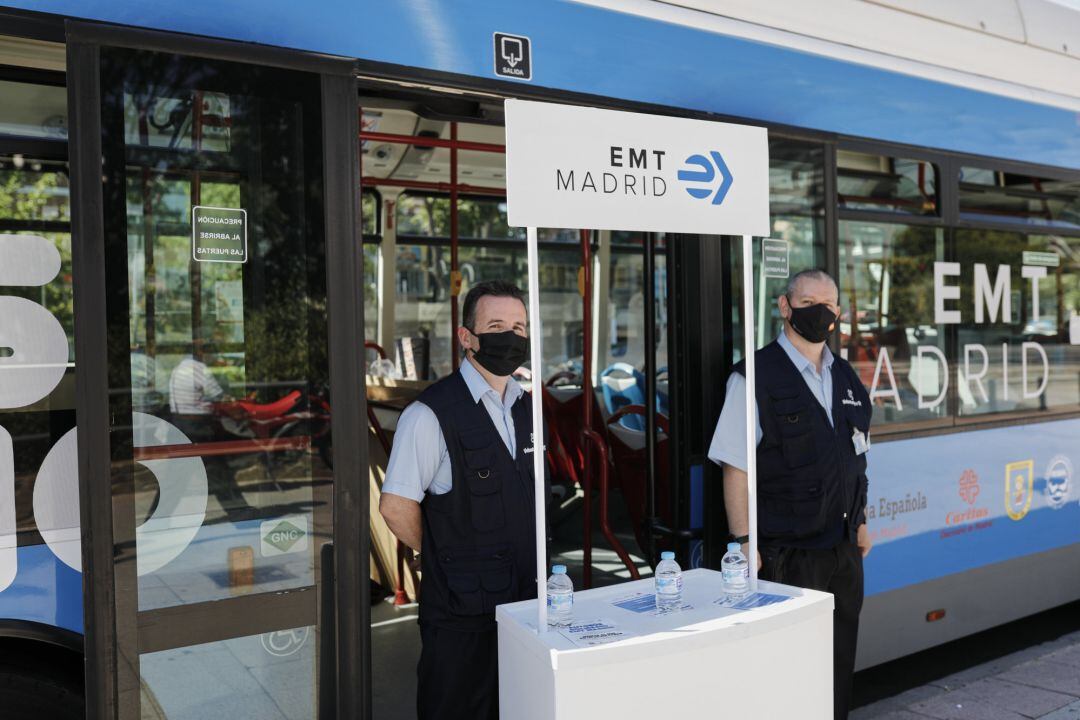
left=547, top=565, right=574, bottom=627
left=654, top=551, right=683, bottom=613
left=721, top=542, right=750, bottom=601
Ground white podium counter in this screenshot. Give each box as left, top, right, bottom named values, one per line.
left=496, top=569, right=833, bottom=720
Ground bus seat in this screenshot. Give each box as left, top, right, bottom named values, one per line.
left=600, top=362, right=646, bottom=430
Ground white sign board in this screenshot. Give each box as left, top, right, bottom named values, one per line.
left=505, top=99, right=770, bottom=236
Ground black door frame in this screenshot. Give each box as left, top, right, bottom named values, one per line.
left=65, top=20, right=369, bottom=720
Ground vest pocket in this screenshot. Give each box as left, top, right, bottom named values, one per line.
left=469, top=471, right=506, bottom=532
left=772, top=400, right=817, bottom=468
left=440, top=545, right=517, bottom=617
left=464, top=447, right=505, bottom=531
left=759, top=484, right=827, bottom=539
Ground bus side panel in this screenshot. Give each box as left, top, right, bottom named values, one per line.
left=864, top=418, right=1080, bottom=597
left=0, top=544, right=83, bottom=635
left=857, top=542, right=1080, bottom=669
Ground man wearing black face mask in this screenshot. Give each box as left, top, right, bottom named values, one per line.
left=707, top=269, right=872, bottom=720
left=380, top=280, right=543, bottom=720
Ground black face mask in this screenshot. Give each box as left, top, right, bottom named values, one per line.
left=787, top=298, right=839, bottom=344
left=469, top=329, right=529, bottom=377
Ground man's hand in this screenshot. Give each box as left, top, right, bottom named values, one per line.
left=857, top=523, right=872, bottom=558
left=741, top=542, right=762, bottom=572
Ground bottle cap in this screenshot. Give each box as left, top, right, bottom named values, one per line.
left=727, top=542, right=740, bottom=552
left=552, top=564, right=567, bottom=574
left=660, top=551, right=675, bottom=561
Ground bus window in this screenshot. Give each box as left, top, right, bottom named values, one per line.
left=0, top=79, right=67, bottom=139
left=838, top=150, right=938, bottom=216
left=954, top=230, right=1080, bottom=419
left=959, top=167, right=1080, bottom=231
left=839, top=221, right=949, bottom=428
left=729, top=139, right=827, bottom=359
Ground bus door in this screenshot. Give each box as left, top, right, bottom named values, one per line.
left=66, top=24, right=368, bottom=720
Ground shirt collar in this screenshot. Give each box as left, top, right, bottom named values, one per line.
left=460, top=356, right=523, bottom=406
left=777, top=328, right=834, bottom=376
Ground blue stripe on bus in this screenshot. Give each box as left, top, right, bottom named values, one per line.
left=0, top=544, right=83, bottom=634
left=863, top=417, right=1080, bottom=597
left=8, top=0, right=1080, bottom=168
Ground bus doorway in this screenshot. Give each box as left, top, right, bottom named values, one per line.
left=65, top=26, right=368, bottom=720
left=356, top=89, right=680, bottom=719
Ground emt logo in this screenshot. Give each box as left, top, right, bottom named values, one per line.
left=677, top=151, right=733, bottom=205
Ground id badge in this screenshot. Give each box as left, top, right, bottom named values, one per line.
left=852, top=429, right=870, bottom=455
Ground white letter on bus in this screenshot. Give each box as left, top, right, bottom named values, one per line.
left=934, top=262, right=961, bottom=324
left=963, top=343, right=990, bottom=405
left=1021, top=342, right=1049, bottom=400
left=916, top=345, right=949, bottom=410
left=870, top=346, right=903, bottom=411
left=0, top=426, right=15, bottom=592
left=974, top=263, right=1011, bottom=324
left=1022, top=266, right=1047, bottom=322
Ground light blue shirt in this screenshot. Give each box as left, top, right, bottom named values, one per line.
left=707, top=330, right=834, bottom=473
left=382, top=358, right=524, bottom=501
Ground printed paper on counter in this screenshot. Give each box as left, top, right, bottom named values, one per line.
left=559, top=618, right=636, bottom=647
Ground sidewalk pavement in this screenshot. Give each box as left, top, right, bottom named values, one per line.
left=852, top=628, right=1080, bottom=720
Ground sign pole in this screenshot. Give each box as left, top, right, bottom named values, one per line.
left=742, top=234, right=759, bottom=593
left=526, top=226, right=549, bottom=631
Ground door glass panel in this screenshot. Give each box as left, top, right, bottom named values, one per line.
left=139, top=626, right=316, bottom=720
left=99, top=47, right=331, bottom=720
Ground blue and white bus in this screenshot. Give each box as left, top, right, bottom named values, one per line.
left=0, top=1, right=1078, bottom=718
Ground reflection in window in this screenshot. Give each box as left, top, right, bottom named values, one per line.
left=954, top=230, right=1080, bottom=417
left=396, top=194, right=522, bottom=240
left=839, top=221, right=948, bottom=427
left=361, top=190, right=378, bottom=236
left=731, top=140, right=826, bottom=358
left=0, top=80, right=67, bottom=139
left=0, top=155, right=70, bottom=222
left=838, top=150, right=937, bottom=216
left=959, top=167, right=1080, bottom=230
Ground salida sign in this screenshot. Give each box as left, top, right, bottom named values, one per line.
left=504, top=100, right=770, bottom=236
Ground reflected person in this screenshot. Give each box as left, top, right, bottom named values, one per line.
left=708, top=269, right=873, bottom=720
left=380, top=280, right=544, bottom=720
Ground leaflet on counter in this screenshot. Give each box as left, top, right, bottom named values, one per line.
left=611, top=591, right=693, bottom=615
left=559, top=618, right=636, bottom=647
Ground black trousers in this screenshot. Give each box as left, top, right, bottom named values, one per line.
left=760, top=539, right=864, bottom=720
left=417, top=624, right=499, bottom=720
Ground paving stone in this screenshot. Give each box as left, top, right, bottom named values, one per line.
left=1038, top=699, right=1080, bottom=720
left=942, top=678, right=1077, bottom=718
left=854, top=684, right=952, bottom=718
left=1000, top=660, right=1080, bottom=697
left=1044, top=645, right=1080, bottom=670
left=858, top=712, right=937, bottom=720
left=910, top=693, right=1030, bottom=720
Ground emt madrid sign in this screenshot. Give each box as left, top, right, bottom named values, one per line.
left=504, top=99, right=770, bottom=236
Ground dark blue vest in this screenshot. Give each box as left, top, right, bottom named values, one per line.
left=735, top=340, right=871, bottom=549
left=416, top=371, right=542, bottom=630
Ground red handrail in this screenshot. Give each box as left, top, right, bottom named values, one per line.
left=133, top=436, right=309, bottom=461
left=359, top=130, right=505, bottom=154
left=582, top=427, right=640, bottom=581
left=365, top=341, right=388, bottom=360
left=360, top=176, right=506, bottom=196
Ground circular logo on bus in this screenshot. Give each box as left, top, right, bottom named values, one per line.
left=1044, top=455, right=1072, bottom=510
left=261, top=627, right=310, bottom=657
